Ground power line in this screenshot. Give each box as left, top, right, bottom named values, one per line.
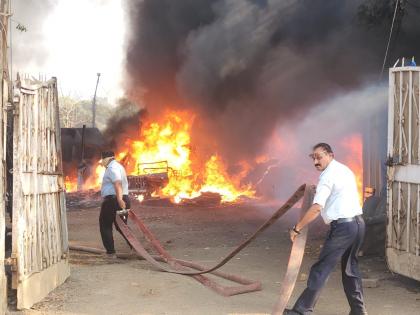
left=380, top=0, right=401, bottom=79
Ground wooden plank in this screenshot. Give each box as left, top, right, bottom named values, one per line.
left=17, top=259, right=70, bottom=309
left=12, top=78, right=70, bottom=309
left=11, top=79, right=22, bottom=290
left=409, top=183, right=418, bottom=255
left=387, top=248, right=420, bottom=282
left=0, top=1, right=9, bottom=313
left=399, top=71, right=403, bottom=161
left=20, top=174, right=60, bottom=195
left=417, top=185, right=420, bottom=257
left=408, top=71, right=412, bottom=164
left=390, top=66, right=420, bottom=73
left=387, top=70, right=395, bottom=251
left=392, top=164, right=420, bottom=184
left=52, top=78, right=69, bottom=253
left=415, top=71, right=420, bottom=164
left=0, top=90, right=6, bottom=314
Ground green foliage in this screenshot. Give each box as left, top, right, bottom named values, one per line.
left=58, top=95, right=113, bottom=130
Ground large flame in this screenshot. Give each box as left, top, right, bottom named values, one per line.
left=82, top=110, right=254, bottom=202
left=66, top=112, right=363, bottom=205
left=64, top=176, right=78, bottom=192
left=340, top=134, right=363, bottom=204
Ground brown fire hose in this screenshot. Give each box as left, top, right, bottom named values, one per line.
left=70, top=183, right=313, bottom=308
left=272, top=185, right=314, bottom=314
left=114, top=183, right=307, bottom=275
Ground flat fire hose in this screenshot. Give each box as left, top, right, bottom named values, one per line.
left=116, top=213, right=262, bottom=296
left=272, top=185, right=314, bottom=314
left=70, top=184, right=311, bottom=302
left=115, top=184, right=307, bottom=276
left=112, top=184, right=312, bottom=303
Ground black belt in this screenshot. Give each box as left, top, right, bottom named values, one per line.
left=331, top=215, right=361, bottom=224
left=104, top=195, right=128, bottom=200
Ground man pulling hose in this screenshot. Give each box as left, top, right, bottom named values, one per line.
left=285, top=143, right=368, bottom=315
left=99, top=151, right=131, bottom=258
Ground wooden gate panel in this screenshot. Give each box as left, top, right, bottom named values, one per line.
left=12, top=78, right=69, bottom=309
left=387, top=66, right=420, bottom=281
left=0, top=46, right=6, bottom=315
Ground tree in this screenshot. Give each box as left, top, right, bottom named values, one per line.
left=59, top=96, right=83, bottom=127
left=58, top=95, right=113, bottom=130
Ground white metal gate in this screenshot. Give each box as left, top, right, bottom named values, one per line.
left=387, top=65, right=420, bottom=281
left=11, top=77, right=70, bottom=309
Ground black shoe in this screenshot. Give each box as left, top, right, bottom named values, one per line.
left=284, top=309, right=302, bottom=315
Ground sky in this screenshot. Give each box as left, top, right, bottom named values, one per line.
left=11, top=0, right=127, bottom=102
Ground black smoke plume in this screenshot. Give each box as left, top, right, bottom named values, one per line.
left=102, top=98, right=147, bottom=150
left=124, top=0, right=420, bottom=165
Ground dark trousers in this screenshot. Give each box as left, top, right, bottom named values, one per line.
left=293, top=216, right=367, bottom=315
left=99, top=195, right=131, bottom=254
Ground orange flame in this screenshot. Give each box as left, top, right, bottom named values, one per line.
left=340, top=134, right=363, bottom=204
left=81, top=110, right=254, bottom=202
left=64, top=176, right=78, bottom=192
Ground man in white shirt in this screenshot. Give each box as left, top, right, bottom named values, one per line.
left=99, top=151, right=131, bottom=258
left=284, top=143, right=367, bottom=315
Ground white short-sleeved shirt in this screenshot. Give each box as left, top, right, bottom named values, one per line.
left=313, top=159, right=362, bottom=224
left=101, top=159, right=129, bottom=197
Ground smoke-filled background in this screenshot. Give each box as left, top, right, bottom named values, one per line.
left=121, top=0, right=420, bottom=197
left=124, top=1, right=414, bottom=152
left=11, top=0, right=419, bottom=198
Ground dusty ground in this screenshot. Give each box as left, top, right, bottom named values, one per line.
left=7, top=198, right=420, bottom=315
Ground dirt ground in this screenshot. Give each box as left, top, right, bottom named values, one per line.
left=7, top=198, right=420, bottom=315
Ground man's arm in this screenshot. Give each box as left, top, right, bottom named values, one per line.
left=113, top=180, right=126, bottom=209
left=290, top=203, right=322, bottom=242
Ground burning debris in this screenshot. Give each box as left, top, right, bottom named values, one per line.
left=65, top=111, right=256, bottom=205
left=127, top=163, right=169, bottom=198
left=65, top=190, right=102, bottom=210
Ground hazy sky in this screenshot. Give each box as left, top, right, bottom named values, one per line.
left=11, top=0, right=127, bottom=102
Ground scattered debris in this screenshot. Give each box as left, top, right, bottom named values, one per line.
left=65, top=190, right=102, bottom=210
left=180, top=192, right=222, bottom=207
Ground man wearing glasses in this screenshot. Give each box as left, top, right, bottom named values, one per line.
left=284, top=143, right=367, bottom=315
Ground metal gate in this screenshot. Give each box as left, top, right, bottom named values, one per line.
left=11, top=77, right=70, bottom=309
left=387, top=65, right=420, bottom=281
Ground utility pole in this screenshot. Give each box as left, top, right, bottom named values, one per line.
left=92, top=73, right=101, bottom=128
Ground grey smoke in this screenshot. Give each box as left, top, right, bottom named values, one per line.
left=259, top=83, right=388, bottom=200
left=125, top=0, right=419, bottom=167
left=11, top=0, right=57, bottom=73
